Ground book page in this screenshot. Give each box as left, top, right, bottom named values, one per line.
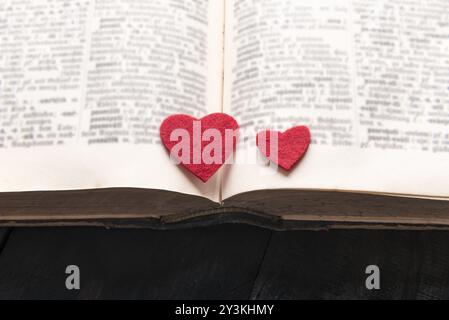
left=0, top=0, right=224, bottom=200
left=222, top=0, right=449, bottom=199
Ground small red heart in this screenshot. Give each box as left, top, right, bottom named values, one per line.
left=160, top=113, right=239, bottom=182
left=256, top=126, right=311, bottom=171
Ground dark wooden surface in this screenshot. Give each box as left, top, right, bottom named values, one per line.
left=0, top=224, right=449, bottom=299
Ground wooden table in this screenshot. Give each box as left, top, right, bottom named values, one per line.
left=0, top=224, right=448, bottom=299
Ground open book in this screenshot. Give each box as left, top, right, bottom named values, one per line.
left=0, top=0, right=448, bottom=229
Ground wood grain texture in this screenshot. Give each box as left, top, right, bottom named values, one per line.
left=2, top=226, right=449, bottom=299
left=250, top=229, right=449, bottom=299
left=0, top=228, right=10, bottom=253
left=0, top=225, right=271, bottom=299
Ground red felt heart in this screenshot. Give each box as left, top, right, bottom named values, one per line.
left=160, top=113, right=239, bottom=182
left=256, top=126, right=311, bottom=171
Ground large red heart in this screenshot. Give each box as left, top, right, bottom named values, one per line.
left=160, top=113, right=239, bottom=182
left=256, top=126, right=311, bottom=171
